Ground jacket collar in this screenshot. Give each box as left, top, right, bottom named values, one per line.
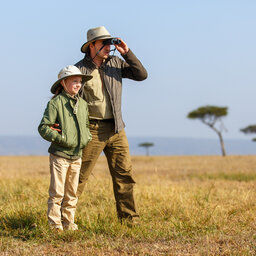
left=83, top=54, right=112, bottom=70
left=61, top=90, right=79, bottom=101
left=61, top=90, right=79, bottom=114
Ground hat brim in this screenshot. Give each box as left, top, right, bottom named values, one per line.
left=80, top=35, right=116, bottom=53
left=51, top=74, right=93, bottom=94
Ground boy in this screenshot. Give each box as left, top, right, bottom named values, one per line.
left=38, top=65, right=92, bottom=231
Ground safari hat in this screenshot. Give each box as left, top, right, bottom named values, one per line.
left=81, top=26, right=115, bottom=53
left=51, top=65, right=92, bottom=94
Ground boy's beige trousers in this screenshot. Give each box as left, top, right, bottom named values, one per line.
left=48, top=154, right=81, bottom=228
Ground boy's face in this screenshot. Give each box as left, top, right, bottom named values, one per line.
left=61, top=75, right=82, bottom=96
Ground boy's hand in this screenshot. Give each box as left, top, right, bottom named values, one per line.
left=50, top=123, right=61, bottom=133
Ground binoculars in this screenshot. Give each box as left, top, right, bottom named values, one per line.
left=103, top=38, right=121, bottom=45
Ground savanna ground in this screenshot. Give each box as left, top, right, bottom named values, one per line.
left=1, top=155, right=256, bottom=255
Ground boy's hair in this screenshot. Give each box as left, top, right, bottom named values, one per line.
left=52, top=85, right=63, bottom=99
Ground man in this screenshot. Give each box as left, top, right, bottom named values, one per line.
left=75, top=26, right=147, bottom=223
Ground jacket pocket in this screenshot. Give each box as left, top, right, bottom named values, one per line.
left=58, top=131, right=77, bottom=148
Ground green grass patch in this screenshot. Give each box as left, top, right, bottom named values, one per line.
left=190, top=172, right=256, bottom=182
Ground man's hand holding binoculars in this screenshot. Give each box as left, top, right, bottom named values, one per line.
left=102, top=38, right=129, bottom=55
left=115, top=39, right=129, bottom=55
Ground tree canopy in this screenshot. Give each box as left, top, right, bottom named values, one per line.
left=240, top=125, right=256, bottom=141
left=139, top=142, right=154, bottom=156
left=187, top=106, right=228, bottom=127
left=139, top=143, right=154, bottom=147
left=240, top=125, right=256, bottom=134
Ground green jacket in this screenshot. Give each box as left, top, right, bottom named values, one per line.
left=38, top=91, right=91, bottom=159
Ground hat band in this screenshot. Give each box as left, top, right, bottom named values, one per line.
left=88, top=34, right=111, bottom=42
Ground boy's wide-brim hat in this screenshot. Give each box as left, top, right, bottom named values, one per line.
left=51, top=65, right=92, bottom=94
left=81, top=26, right=115, bottom=53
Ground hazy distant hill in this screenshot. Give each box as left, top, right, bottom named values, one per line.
left=130, top=137, right=256, bottom=155
left=0, top=135, right=255, bottom=156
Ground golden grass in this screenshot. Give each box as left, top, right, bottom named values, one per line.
left=1, top=155, right=256, bottom=255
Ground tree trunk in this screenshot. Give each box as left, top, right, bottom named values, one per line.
left=217, top=131, right=226, bottom=156
left=146, top=147, right=149, bottom=156
left=208, top=124, right=227, bottom=157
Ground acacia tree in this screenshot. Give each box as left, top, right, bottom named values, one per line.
left=187, top=105, right=228, bottom=156
left=139, top=142, right=154, bottom=156
left=240, top=125, right=256, bottom=141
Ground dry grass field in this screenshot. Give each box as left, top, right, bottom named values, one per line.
left=1, top=155, right=256, bottom=255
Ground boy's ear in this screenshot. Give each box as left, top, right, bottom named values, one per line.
left=60, top=80, right=65, bottom=87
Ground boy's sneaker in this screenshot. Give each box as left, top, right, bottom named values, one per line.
left=63, top=223, right=78, bottom=231
left=50, top=224, right=63, bottom=232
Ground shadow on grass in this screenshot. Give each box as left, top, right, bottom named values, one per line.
left=0, top=210, right=122, bottom=243
left=0, top=210, right=44, bottom=241
left=1, top=214, right=36, bottom=230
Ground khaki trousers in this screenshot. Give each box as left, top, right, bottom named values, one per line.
left=77, top=121, right=138, bottom=219
left=48, top=154, right=81, bottom=228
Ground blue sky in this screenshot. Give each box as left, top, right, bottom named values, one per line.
left=1, top=0, right=256, bottom=140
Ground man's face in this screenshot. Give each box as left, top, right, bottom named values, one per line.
left=90, top=40, right=111, bottom=60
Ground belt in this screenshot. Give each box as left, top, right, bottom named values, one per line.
left=89, top=118, right=114, bottom=123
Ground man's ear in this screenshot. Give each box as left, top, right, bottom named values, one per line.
left=89, top=43, right=94, bottom=50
